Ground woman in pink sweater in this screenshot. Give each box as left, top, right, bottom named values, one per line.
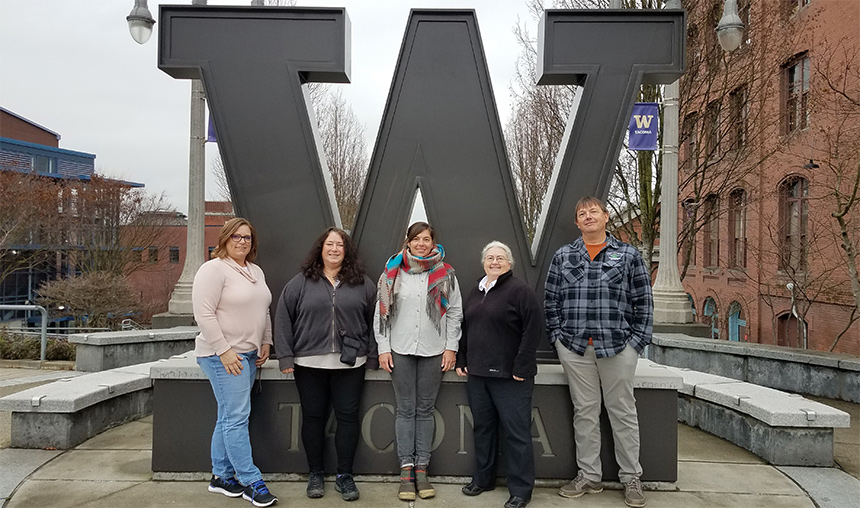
left=192, top=218, right=278, bottom=508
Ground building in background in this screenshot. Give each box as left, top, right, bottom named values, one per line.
left=0, top=107, right=146, bottom=325
left=125, top=201, right=234, bottom=323
left=676, top=0, right=859, bottom=354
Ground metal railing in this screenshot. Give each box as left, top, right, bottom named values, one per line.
left=121, top=318, right=144, bottom=330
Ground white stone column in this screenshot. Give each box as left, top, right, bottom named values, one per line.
left=166, top=78, right=206, bottom=316
left=653, top=79, right=694, bottom=324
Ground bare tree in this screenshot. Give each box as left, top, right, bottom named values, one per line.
left=0, top=170, right=66, bottom=283
left=37, top=271, right=141, bottom=330
left=506, top=0, right=662, bottom=267
left=210, top=153, right=232, bottom=203
left=803, top=35, right=860, bottom=350
left=506, top=0, right=576, bottom=244
left=314, top=88, right=369, bottom=230
left=676, top=1, right=792, bottom=279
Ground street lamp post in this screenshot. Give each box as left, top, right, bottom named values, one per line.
left=652, top=0, right=694, bottom=325
left=652, top=0, right=744, bottom=328
left=127, top=0, right=208, bottom=326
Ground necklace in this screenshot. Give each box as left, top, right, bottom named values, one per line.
left=324, top=268, right=339, bottom=283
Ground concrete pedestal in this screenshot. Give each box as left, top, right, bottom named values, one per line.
left=150, top=355, right=682, bottom=481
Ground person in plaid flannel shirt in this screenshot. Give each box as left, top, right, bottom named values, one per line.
left=544, top=196, right=653, bottom=508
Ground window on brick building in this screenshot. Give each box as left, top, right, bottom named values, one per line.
left=728, top=189, right=747, bottom=268
left=148, top=246, right=159, bottom=264
left=702, top=195, right=719, bottom=268
left=682, top=113, right=699, bottom=172
left=785, top=54, right=810, bottom=133
left=728, top=301, right=747, bottom=342
left=131, top=248, right=143, bottom=263
left=779, top=176, right=808, bottom=272
left=785, top=0, right=811, bottom=17
left=208, top=246, right=215, bottom=259
left=705, top=100, right=721, bottom=161
left=682, top=198, right=698, bottom=268
left=703, top=297, right=720, bottom=340
left=729, top=86, right=748, bottom=150
left=169, top=246, right=180, bottom=264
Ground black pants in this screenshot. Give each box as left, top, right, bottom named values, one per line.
left=294, top=365, right=365, bottom=474
left=467, top=375, right=535, bottom=500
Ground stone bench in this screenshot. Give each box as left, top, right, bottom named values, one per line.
left=663, top=366, right=851, bottom=466
left=150, top=352, right=684, bottom=482
left=0, top=361, right=160, bottom=449
left=69, top=327, right=198, bottom=372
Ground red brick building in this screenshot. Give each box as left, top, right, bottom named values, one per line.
left=676, top=0, right=859, bottom=354
left=125, top=201, right=234, bottom=323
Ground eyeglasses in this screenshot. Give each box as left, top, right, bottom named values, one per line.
left=485, top=255, right=508, bottom=263
left=230, top=234, right=253, bottom=243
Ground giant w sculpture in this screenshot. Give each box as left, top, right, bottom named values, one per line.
left=157, top=6, right=684, bottom=359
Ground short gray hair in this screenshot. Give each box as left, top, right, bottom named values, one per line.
left=481, top=240, right=514, bottom=268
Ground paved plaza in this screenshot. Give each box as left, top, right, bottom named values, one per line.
left=1, top=366, right=858, bottom=508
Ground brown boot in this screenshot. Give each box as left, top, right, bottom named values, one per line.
left=415, top=467, right=435, bottom=499
left=398, top=466, right=416, bottom=501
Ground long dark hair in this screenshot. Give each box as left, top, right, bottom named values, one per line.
left=301, top=227, right=366, bottom=285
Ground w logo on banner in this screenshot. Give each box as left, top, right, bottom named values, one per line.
left=633, top=114, right=654, bottom=129
left=629, top=102, right=659, bottom=151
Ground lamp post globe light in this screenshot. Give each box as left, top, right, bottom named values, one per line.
left=716, top=0, right=745, bottom=53
left=126, top=0, right=208, bottom=325
left=652, top=0, right=743, bottom=328
left=127, top=0, right=156, bottom=45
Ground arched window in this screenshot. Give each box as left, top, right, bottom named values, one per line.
left=703, top=297, right=720, bottom=340
left=779, top=177, right=808, bottom=272
left=728, top=189, right=747, bottom=268
left=702, top=195, right=719, bottom=268
left=728, top=301, right=746, bottom=342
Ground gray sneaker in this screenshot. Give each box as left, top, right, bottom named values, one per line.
left=306, top=471, right=325, bottom=498
left=558, top=471, right=603, bottom=498
left=623, top=478, right=646, bottom=507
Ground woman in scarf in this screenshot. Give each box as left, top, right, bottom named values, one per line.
left=375, top=221, right=463, bottom=501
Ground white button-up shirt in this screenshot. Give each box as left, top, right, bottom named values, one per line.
left=374, top=270, right=463, bottom=356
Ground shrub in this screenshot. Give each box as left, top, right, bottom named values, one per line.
left=46, top=339, right=76, bottom=361
left=0, top=333, right=76, bottom=362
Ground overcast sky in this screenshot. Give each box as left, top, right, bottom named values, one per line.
left=0, top=0, right=538, bottom=213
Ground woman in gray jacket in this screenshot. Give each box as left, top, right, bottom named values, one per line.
left=274, top=227, right=377, bottom=502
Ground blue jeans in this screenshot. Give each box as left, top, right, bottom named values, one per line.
left=197, top=351, right=262, bottom=486
left=390, top=352, right=443, bottom=467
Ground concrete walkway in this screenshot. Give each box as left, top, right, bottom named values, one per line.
left=2, top=366, right=858, bottom=508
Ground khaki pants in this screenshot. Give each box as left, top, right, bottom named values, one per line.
left=555, top=342, right=642, bottom=483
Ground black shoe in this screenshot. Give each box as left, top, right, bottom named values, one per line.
left=462, top=481, right=495, bottom=496
left=242, top=479, right=278, bottom=507
left=504, top=495, right=530, bottom=508
left=208, top=475, right=244, bottom=497
left=307, top=471, right=325, bottom=498
left=335, top=473, right=360, bottom=501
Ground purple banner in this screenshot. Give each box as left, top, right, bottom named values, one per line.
left=207, top=114, right=217, bottom=143
left=628, top=102, right=658, bottom=151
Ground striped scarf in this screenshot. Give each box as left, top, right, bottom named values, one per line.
left=377, top=244, right=455, bottom=335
